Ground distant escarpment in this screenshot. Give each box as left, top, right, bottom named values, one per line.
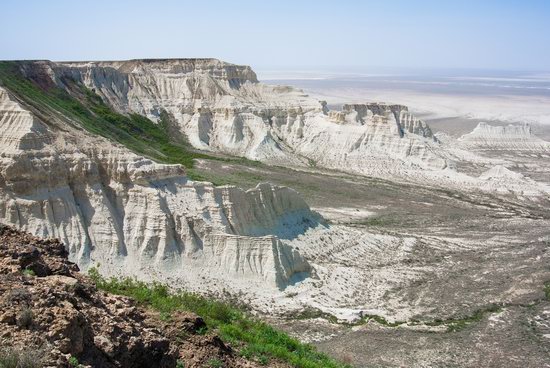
left=7, top=59, right=448, bottom=175
left=459, top=122, right=550, bottom=151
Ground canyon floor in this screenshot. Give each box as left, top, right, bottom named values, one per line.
left=195, top=140, right=550, bottom=367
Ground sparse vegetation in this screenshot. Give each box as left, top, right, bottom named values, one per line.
left=424, top=304, right=503, bottom=332
left=68, top=356, right=81, bottom=368
left=0, top=347, right=42, bottom=368
left=88, top=267, right=351, bottom=368
left=359, top=215, right=398, bottom=227
left=360, top=314, right=405, bottom=327
left=290, top=304, right=506, bottom=333
left=16, top=308, right=33, bottom=329
left=291, top=307, right=338, bottom=323
left=22, top=269, right=35, bottom=277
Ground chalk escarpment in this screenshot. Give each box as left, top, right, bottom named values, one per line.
left=42, top=59, right=449, bottom=175
left=0, top=85, right=314, bottom=289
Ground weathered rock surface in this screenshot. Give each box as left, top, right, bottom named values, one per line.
left=9, top=59, right=548, bottom=198
left=41, top=59, right=449, bottom=174
left=0, top=224, right=272, bottom=368
left=0, top=84, right=314, bottom=290
left=459, top=122, right=550, bottom=151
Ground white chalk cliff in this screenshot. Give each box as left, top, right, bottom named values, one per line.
left=2, top=58, right=550, bottom=296
left=46, top=59, right=449, bottom=176
left=0, top=85, right=315, bottom=289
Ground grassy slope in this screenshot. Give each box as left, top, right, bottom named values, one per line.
left=0, top=61, right=238, bottom=178
left=89, top=269, right=350, bottom=368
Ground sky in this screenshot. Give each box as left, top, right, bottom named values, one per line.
left=1, top=0, right=550, bottom=71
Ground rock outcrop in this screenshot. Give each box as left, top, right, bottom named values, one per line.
left=31, top=59, right=448, bottom=175
left=0, top=58, right=454, bottom=293
left=0, top=84, right=314, bottom=290
left=0, top=224, right=269, bottom=368
left=458, top=122, right=550, bottom=151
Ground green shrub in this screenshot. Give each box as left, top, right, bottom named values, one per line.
left=16, top=308, right=33, bottom=329
left=208, top=359, right=223, bottom=368
left=22, top=269, right=35, bottom=277
left=68, top=356, right=80, bottom=367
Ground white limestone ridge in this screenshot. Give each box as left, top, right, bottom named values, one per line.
left=458, top=122, right=550, bottom=151
left=39, top=59, right=448, bottom=176
left=0, top=86, right=315, bottom=289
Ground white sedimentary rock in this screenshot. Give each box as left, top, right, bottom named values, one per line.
left=458, top=122, right=550, bottom=151
left=0, top=86, right=315, bottom=289
left=2, top=58, right=550, bottom=322
left=42, top=59, right=448, bottom=175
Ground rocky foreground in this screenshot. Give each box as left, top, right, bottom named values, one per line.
left=0, top=224, right=270, bottom=368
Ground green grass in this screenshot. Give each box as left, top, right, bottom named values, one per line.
left=0, top=61, right=215, bottom=175
left=544, top=281, right=550, bottom=301
left=88, top=268, right=350, bottom=368
left=68, top=356, right=81, bottom=368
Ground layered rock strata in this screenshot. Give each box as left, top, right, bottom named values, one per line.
left=0, top=85, right=314, bottom=289
left=459, top=122, right=550, bottom=151
left=39, top=59, right=448, bottom=174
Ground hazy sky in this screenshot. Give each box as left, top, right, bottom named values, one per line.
left=2, top=0, right=549, bottom=71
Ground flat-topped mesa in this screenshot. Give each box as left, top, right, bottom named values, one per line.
left=459, top=122, right=550, bottom=151
left=58, top=58, right=260, bottom=84
left=463, top=122, right=534, bottom=139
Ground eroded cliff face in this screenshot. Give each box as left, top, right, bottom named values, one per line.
left=36, top=59, right=449, bottom=175
left=0, top=85, right=314, bottom=289
left=458, top=122, right=550, bottom=151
